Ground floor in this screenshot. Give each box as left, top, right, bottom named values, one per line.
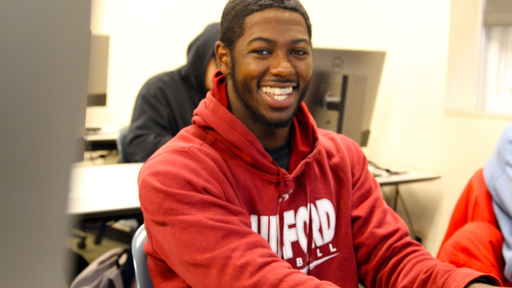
left=66, top=150, right=137, bottom=285
left=68, top=225, right=132, bottom=264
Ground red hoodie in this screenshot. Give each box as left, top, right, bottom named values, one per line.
left=138, top=72, right=499, bottom=287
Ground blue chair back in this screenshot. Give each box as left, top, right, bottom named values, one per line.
left=116, top=126, right=129, bottom=163
left=131, top=224, right=154, bottom=288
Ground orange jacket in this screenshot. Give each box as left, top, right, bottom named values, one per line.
left=438, top=169, right=508, bottom=286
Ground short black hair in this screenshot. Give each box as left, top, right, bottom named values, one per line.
left=219, top=0, right=312, bottom=51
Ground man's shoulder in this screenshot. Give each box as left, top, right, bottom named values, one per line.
left=135, top=69, right=187, bottom=103
left=142, top=70, right=180, bottom=89
left=316, top=128, right=361, bottom=149
left=138, top=126, right=232, bottom=189
left=145, top=126, right=223, bottom=164
left=314, top=128, right=367, bottom=165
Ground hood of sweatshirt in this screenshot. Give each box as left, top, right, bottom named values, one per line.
left=191, top=70, right=319, bottom=177
left=178, top=22, right=219, bottom=95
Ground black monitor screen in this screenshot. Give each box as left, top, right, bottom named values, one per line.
left=87, top=34, right=110, bottom=107
left=303, top=48, right=386, bottom=147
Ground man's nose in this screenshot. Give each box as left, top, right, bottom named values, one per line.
left=269, top=53, right=294, bottom=77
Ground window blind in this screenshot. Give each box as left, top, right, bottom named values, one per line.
left=484, top=0, right=512, bottom=26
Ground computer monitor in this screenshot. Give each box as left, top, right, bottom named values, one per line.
left=87, top=34, right=110, bottom=107
left=303, top=48, right=386, bottom=147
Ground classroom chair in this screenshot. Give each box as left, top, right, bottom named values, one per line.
left=132, top=224, right=154, bottom=288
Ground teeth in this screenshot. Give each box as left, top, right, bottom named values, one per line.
left=273, top=95, right=288, bottom=101
left=261, top=86, right=293, bottom=96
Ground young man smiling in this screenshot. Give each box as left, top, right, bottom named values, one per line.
left=138, top=0, right=505, bottom=287
left=218, top=6, right=312, bottom=149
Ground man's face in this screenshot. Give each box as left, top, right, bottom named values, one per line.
left=226, top=8, right=313, bottom=130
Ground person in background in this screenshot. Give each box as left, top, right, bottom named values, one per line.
left=125, top=23, right=220, bottom=163
left=138, top=0, right=505, bottom=287
left=437, top=123, right=512, bottom=287
left=485, top=123, right=512, bottom=285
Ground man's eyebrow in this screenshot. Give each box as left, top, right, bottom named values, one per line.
left=247, top=37, right=277, bottom=46
left=291, top=38, right=311, bottom=46
left=246, top=37, right=311, bottom=46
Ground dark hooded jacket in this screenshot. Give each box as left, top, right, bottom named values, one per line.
left=125, top=23, right=219, bottom=163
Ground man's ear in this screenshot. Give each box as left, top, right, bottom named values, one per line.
left=215, top=41, right=232, bottom=76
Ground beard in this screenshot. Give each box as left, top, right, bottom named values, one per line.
left=230, top=56, right=311, bottom=129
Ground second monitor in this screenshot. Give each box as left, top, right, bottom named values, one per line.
left=303, top=48, right=386, bottom=147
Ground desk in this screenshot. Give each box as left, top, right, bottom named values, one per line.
left=376, top=170, right=440, bottom=186
left=67, top=163, right=437, bottom=242
left=68, top=163, right=438, bottom=220
left=374, top=170, right=440, bottom=210
left=375, top=170, right=440, bottom=242
left=67, top=163, right=144, bottom=220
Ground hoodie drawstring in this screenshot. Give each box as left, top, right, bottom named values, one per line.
left=305, top=165, right=313, bottom=274
left=277, top=164, right=313, bottom=274
left=277, top=166, right=285, bottom=260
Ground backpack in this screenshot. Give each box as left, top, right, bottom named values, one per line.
left=70, top=247, right=134, bottom=288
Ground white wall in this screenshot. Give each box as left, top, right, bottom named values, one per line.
left=89, top=0, right=511, bottom=255
left=87, top=0, right=225, bottom=126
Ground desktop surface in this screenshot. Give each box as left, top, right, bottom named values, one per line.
left=375, top=170, right=440, bottom=186
left=67, top=162, right=143, bottom=220
left=67, top=162, right=439, bottom=221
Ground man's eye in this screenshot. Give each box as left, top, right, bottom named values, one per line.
left=291, top=50, right=308, bottom=56
left=254, top=49, right=270, bottom=55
